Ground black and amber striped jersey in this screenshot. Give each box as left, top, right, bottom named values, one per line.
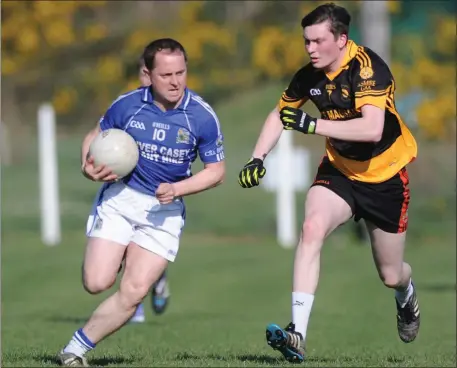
left=278, top=40, right=417, bottom=183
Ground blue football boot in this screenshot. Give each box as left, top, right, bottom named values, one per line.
left=266, top=322, right=305, bottom=363
left=151, top=270, right=170, bottom=315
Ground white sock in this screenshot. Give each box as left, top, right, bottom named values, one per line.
left=63, top=328, right=96, bottom=358
left=292, top=292, right=315, bottom=342
left=395, top=279, right=414, bottom=307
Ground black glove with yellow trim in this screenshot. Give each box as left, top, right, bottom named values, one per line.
left=238, top=158, right=266, bottom=188
left=280, top=106, right=317, bottom=134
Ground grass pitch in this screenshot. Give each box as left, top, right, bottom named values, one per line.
left=2, top=82, right=455, bottom=367
left=2, top=227, right=456, bottom=367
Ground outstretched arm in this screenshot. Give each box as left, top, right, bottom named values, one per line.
left=251, top=108, right=284, bottom=160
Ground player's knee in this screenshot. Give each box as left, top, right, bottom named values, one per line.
left=378, top=267, right=403, bottom=288
left=119, top=278, right=150, bottom=307
left=83, top=274, right=116, bottom=295
left=301, top=217, right=326, bottom=246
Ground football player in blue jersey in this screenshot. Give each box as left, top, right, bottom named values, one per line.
left=129, top=59, right=171, bottom=324
left=58, top=38, right=226, bottom=367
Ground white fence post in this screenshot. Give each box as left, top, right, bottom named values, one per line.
left=38, top=103, right=61, bottom=246
left=263, top=132, right=310, bottom=249
left=0, top=122, right=12, bottom=166
left=276, top=131, right=296, bottom=248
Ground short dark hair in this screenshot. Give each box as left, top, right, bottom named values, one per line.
left=301, top=3, right=351, bottom=38
left=142, top=38, right=188, bottom=70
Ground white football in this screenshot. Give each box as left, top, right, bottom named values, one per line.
left=89, top=128, right=139, bottom=179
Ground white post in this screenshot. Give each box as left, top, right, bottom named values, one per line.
left=0, top=122, right=12, bottom=166
left=276, top=131, right=296, bottom=248
left=360, top=1, right=391, bottom=66
left=38, top=103, right=61, bottom=246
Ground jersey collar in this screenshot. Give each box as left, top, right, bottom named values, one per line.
left=325, top=40, right=358, bottom=81
left=141, top=86, right=190, bottom=111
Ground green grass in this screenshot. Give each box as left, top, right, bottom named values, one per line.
left=2, top=228, right=456, bottom=367
left=2, top=82, right=456, bottom=367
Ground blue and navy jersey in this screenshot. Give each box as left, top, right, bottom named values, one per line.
left=99, top=86, right=225, bottom=196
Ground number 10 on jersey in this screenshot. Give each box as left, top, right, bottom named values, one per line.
left=153, top=128, right=166, bottom=142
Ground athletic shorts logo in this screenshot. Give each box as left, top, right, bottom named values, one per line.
left=314, top=179, right=330, bottom=185
left=94, top=217, right=103, bottom=231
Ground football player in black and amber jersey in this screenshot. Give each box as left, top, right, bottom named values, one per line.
left=238, top=3, right=420, bottom=363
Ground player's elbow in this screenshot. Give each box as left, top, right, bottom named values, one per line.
left=371, top=129, right=383, bottom=143
left=207, top=162, right=225, bottom=187
left=361, top=106, right=384, bottom=142
left=369, top=120, right=384, bottom=143
left=214, top=167, right=225, bottom=186
left=215, top=175, right=224, bottom=187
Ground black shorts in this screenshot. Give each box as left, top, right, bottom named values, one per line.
left=311, top=157, right=410, bottom=233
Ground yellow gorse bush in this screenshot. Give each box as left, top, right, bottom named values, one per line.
left=52, top=87, right=78, bottom=115
left=1, top=0, right=455, bottom=141
left=410, top=15, right=456, bottom=140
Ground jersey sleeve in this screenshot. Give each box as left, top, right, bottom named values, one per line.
left=277, top=65, right=311, bottom=110
left=353, top=50, right=393, bottom=111
left=197, top=115, right=225, bottom=163
left=99, top=100, right=124, bottom=131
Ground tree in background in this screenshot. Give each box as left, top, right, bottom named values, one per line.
left=2, top=0, right=455, bottom=145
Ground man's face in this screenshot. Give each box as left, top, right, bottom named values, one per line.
left=147, top=50, right=187, bottom=105
left=303, top=20, right=346, bottom=70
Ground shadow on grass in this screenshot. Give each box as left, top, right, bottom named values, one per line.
left=176, top=352, right=360, bottom=365
left=45, top=315, right=160, bottom=327
left=45, top=316, right=88, bottom=324
left=419, top=282, right=456, bottom=293
left=35, top=353, right=134, bottom=367
left=176, top=352, right=278, bottom=364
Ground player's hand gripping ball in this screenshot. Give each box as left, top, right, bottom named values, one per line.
left=89, top=129, right=139, bottom=179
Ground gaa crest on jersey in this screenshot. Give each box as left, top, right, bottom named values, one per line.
left=176, top=128, right=190, bottom=144
left=359, top=66, right=374, bottom=80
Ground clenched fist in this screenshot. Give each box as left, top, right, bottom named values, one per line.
left=156, top=183, right=177, bottom=205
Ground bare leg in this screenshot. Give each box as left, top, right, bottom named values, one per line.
left=366, top=221, right=420, bottom=343
left=266, top=186, right=353, bottom=362
left=366, top=221, right=411, bottom=290
left=293, top=186, right=353, bottom=294
left=60, top=242, right=168, bottom=368
left=82, top=237, right=126, bottom=294
left=82, top=242, right=168, bottom=343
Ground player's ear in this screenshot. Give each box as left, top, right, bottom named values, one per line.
left=337, top=33, right=347, bottom=49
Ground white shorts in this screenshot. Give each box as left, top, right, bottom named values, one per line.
left=86, top=182, right=185, bottom=262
